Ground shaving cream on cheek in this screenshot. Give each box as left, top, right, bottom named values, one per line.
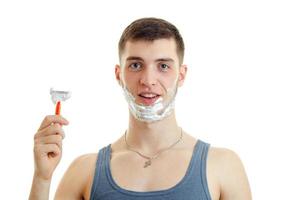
left=120, top=76, right=179, bottom=123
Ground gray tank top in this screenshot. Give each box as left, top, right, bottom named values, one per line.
left=90, top=139, right=211, bottom=200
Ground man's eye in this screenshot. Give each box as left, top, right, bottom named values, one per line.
left=160, top=64, right=169, bottom=71
left=129, top=63, right=142, bottom=71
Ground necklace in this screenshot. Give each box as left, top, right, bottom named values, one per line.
left=124, top=127, right=183, bottom=168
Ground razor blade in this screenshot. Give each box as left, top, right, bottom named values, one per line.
left=50, top=88, right=71, bottom=115
left=50, top=88, right=71, bottom=104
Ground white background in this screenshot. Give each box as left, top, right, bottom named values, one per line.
left=0, top=0, right=299, bottom=199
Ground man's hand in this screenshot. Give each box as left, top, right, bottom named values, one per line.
left=29, top=115, right=69, bottom=200
left=33, top=115, right=69, bottom=180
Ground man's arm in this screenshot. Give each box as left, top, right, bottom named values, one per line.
left=29, top=175, right=51, bottom=200
left=217, top=148, right=252, bottom=200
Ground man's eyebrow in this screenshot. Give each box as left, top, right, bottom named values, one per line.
left=126, top=57, right=174, bottom=62
left=126, top=56, right=144, bottom=61
left=155, top=58, right=174, bottom=62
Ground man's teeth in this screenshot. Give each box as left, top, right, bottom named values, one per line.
left=140, top=94, right=158, bottom=98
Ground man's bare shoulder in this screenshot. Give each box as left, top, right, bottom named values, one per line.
left=206, top=146, right=252, bottom=200
left=207, top=146, right=241, bottom=164
left=64, top=153, right=98, bottom=179
left=55, top=153, right=98, bottom=200
left=72, top=153, right=98, bottom=168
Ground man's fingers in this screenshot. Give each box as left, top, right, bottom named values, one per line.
left=35, top=144, right=61, bottom=157
left=43, top=144, right=61, bottom=156
left=38, top=115, right=69, bottom=131
left=35, top=123, right=65, bottom=139
left=35, top=135, right=63, bottom=149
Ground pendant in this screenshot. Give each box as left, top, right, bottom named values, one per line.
left=144, top=160, right=152, bottom=168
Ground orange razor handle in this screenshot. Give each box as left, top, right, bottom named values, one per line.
left=55, top=101, right=61, bottom=115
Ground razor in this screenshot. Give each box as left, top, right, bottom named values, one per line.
left=50, top=88, right=71, bottom=115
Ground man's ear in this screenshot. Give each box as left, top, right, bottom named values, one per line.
left=178, top=64, right=187, bottom=87
left=115, top=64, right=122, bottom=85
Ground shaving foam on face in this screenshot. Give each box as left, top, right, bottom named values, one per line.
left=121, top=66, right=178, bottom=123
left=121, top=79, right=179, bottom=123
left=119, top=62, right=180, bottom=123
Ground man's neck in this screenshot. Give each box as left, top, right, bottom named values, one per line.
left=126, top=112, right=182, bottom=155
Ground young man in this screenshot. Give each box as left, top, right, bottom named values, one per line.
left=29, top=18, right=252, bottom=200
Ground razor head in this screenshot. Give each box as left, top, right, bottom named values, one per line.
left=50, top=87, right=71, bottom=104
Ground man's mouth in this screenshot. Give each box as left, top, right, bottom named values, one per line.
left=138, top=93, right=161, bottom=105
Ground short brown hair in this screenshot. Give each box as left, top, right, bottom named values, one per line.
left=118, top=17, right=185, bottom=64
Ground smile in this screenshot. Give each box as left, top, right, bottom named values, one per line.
left=138, top=94, right=161, bottom=105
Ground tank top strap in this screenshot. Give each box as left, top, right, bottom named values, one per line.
left=192, top=139, right=211, bottom=200
left=90, top=144, right=112, bottom=199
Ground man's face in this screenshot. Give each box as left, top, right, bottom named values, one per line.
left=115, top=38, right=186, bottom=106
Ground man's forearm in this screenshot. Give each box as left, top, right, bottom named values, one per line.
left=29, top=174, right=51, bottom=200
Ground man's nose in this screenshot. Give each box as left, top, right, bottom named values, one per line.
left=139, top=67, right=158, bottom=86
